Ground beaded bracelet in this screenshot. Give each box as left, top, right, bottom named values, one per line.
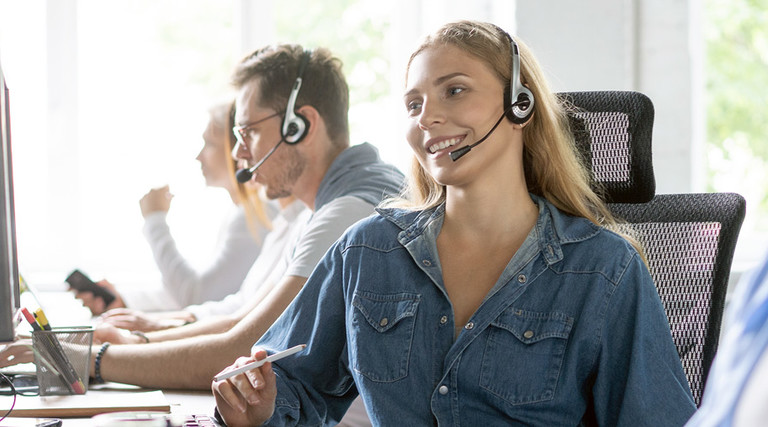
left=94, top=342, right=111, bottom=384
left=131, top=330, right=150, bottom=344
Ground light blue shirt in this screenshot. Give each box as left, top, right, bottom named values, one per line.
left=686, top=248, right=768, bottom=426
left=253, top=195, right=696, bottom=426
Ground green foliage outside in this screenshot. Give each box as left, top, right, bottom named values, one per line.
left=274, top=0, right=391, bottom=108
left=706, top=0, right=768, bottom=229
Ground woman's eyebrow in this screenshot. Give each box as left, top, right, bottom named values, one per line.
left=404, top=72, right=469, bottom=98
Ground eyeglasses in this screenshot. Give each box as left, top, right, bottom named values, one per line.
left=232, top=111, right=282, bottom=149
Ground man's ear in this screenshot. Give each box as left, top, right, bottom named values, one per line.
left=294, top=105, right=321, bottom=144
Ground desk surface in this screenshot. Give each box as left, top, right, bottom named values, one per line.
left=9, top=389, right=216, bottom=426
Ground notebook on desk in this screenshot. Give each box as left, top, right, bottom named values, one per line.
left=6, top=389, right=170, bottom=417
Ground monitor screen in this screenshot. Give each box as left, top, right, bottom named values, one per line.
left=0, top=59, right=21, bottom=342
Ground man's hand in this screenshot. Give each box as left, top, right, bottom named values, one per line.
left=100, top=308, right=194, bottom=332
left=93, top=323, right=144, bottom=345
left=0, top=339, right=34, bottom=368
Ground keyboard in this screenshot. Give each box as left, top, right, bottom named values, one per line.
left=90, top=411, right=221, bottom=426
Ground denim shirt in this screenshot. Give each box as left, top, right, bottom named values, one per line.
left=255, top=195, right=696, bottom=426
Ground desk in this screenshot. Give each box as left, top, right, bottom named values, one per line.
left=7, top=389, right=216, bottom=426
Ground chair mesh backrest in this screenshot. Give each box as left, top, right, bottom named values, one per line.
left=609, top=193, right=746, bottom=405
left=558, top=91, right=655, bottom=203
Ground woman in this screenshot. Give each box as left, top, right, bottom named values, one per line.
left=77, top=101, right=273, bottom=318
left=212, top=21, right=696, bottom=426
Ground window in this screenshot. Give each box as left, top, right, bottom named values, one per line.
left=705, top=0, right=768, bottom=273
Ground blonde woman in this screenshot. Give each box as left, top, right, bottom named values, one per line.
left=212, top=21, right=696, bottom=426
left=77, top=101, right=272, bottom=318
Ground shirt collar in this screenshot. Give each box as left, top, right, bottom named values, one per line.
left=376, top=194, right=601, bottom=266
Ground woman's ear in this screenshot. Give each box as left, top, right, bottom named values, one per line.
left=518, top=112, right=534, bottom=129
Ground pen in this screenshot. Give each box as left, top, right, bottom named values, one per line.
left=20, top=307, right=42, bottom=331
left=21, top=308, right=75, bottom=392
left=34, top=308, right=52, bottom=331
left=22, top=308, right=85, bottom=394
left=213, top=344, right=307, bottom=382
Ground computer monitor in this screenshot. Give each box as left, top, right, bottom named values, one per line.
left=0, top=58, right=21, bottom=342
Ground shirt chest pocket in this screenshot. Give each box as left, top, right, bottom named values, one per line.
left=351, top=291, right=420, bottom=383
left=480, top=308, right=573, bottom=405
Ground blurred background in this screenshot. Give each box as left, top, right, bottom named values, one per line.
left=0, top=0, right=765, bottom=291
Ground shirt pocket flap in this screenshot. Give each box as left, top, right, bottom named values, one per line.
left=491, top=309, right=573, bottom=345
left=352, top=291, right=420, bottom=333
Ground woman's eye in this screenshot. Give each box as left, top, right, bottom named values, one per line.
left=447, top=87, right=464, bottom=97
left=407, top=100, right=422, bottom=113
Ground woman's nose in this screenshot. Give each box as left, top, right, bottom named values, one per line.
left=417, top=99, right=444, bottom=130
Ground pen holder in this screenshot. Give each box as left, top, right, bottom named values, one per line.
left=31, top=326, right=94, bottom=396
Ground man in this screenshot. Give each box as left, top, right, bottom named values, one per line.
left=86, top=44, right=404, bottom=389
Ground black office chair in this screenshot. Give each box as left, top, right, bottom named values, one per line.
left=609, top=193, right=745, bottom=406
left=560, top=91, right=747, bottom=406
left=560, top=90, right=656, bottom=203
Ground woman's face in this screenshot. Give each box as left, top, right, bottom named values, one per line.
left=196, top=117, right=231, bottom=188
left=404, top=44, right=514, bottom=186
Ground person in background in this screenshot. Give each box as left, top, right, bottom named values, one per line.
left=96, top=191, right=309, bottom=333
left=75, top=101, right=273, bottom=319
left=64, top=43, right=401, bottom=393
left=685, top=248, right=768, bottom=427
left=211, top=20, right=696, bottom=426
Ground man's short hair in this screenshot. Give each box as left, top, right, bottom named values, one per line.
left=232, top=44, right=350, bottom=146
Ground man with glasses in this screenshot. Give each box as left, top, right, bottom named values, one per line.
left=82, top=44, right=403, bottom=391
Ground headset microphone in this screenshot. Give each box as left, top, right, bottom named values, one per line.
left=449, top=108, right=509, bottom=161
left=449, top=101, right=524, bottom=162
left=235, top=137, right=285, bottom=183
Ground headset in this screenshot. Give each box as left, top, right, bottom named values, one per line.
left=449, top=28, right=536, bottom=161
left=499, top=28, right=535, bottom=125
left=281, top=49, right=312, bottom=144
left=234, top=49, right=313, bottom=183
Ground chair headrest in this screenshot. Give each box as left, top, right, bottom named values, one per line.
left=558, top=91, right=656, bottom=203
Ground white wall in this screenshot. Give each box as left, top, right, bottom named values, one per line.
left=517, top=0, right=703, bottom=194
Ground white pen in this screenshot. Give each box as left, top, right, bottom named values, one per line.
left=213, top=344, right=307, bottom=382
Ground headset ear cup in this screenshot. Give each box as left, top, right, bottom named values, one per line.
left=508, top=94, right=533, bottom=124
left=284, top=113, right=309, bottom=144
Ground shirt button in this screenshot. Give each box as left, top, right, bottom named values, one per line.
left=439, top=315, right=448, bottom=325
left=518, top=274, right=527, bottom=284
left=379, top=318, right=388, bottom=327
left=438, top=385, right=448, bottom=395
left=422, top=259, right=432, bottom=266
left=465, top=322, right=474, bottom=330
left=523, top=330, right=534, bottom=339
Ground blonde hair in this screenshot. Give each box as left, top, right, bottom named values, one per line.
left=393, top=20, right=643, bottom=256
left=209, top=101, right=272, bottom=236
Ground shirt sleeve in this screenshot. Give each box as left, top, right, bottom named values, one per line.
left=142, top=206, right=265, bottom=307
left=250, top=240, right=357, bottom=426
left=592, top=252, right=697, bottom=426
left=285, top=196, right=374, bottom=278
left=186, top=203, right=311, bottom=320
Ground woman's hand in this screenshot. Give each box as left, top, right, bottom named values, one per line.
left=212, top=348, right=277, bottom=427
left=139, top=185, right=173, bottom=218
